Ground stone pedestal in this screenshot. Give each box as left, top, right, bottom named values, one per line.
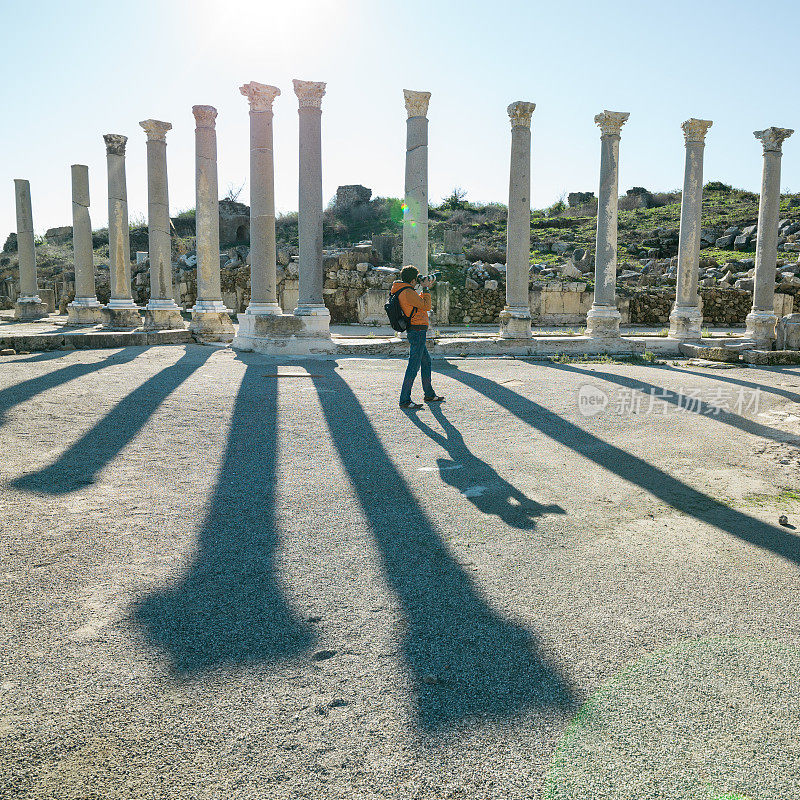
left=292, top=80, right=331, bottom=340
left=103, top=134, right=140, bottom=326
left=140, top=119, right=184, bottom=331
left=586, top=110, right=629, bottom=339
left=500, top=101, right=535, bottom=339
left=67, top=164, right=103, bottom=325
left=232, top=81, right=284, bottom=352
left=189, top=105, right=234, bottom=342
left=103, top=307, right=143, bottom=329
left=13, top=179, right=47, bottom=320
left=746, top=126, right=794, bottom=346
left=669, top=119, right=713, bottom=340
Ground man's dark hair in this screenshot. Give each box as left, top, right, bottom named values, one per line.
left=400, top=265, right=419, bottom=284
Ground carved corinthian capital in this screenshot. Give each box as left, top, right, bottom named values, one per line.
left=139, top=119, right=172, bottom=142
left=293, top=79, right=326, bottom=109
left=103, top=134, right=128, bottom=156
left=754, top=126, right=794, bottom=154
left=192, top=105, right=218, bottom=128
left=240, top=81, right=281, bottom=112
left=507, top=101, right=536, bottom=129
left=681, top=118, right=713, bottom=145
left=594, top=110, right=630, bottom=137
left=403, top=89, right=431, bottom=119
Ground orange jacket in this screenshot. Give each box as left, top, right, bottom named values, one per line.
left=390, top=281, right=431, bottom=327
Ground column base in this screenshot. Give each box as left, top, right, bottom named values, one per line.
left=232, top=312, right=305, bottom=352
left=245, top=301, right=283, bottom=316
left=14, top=297, right=48, bottom=320
left=586, top=305, right=622, bottom=339
left=745, top=310, right=778, bottom=347
left=142, top=308, right=186, bottom=331
left=103, top=306, right=143, bottom=329
left=191, top=299, right=231, bottom=313
left=668, top=305, right=703, bottom=340
left=293, top=304, right=332, bottom=338
left=66, top=300, right=104, bottom=325
left=106, top=297, right=140, bottom=310
left=189, top=310, right=235, bottom=342
left=498, top=307, right=532, bottom=339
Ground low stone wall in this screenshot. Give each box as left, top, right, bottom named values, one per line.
left=626, top=287, right=792, bottom=326
left=449, top=287, right=505, bottom=324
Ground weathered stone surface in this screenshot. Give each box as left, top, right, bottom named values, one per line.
left=334, top=185, right=371, bottom=209
left=678, top=342, right=741, bottom=362
left=501, top=100, right=535, bottom=339
left=586, top=110, right=629, bottom=338
left=669, top=118, right=712, bottom=341
left=741, top=349, right=800, bottom=365
left=293, top=78, right=331, bottom=338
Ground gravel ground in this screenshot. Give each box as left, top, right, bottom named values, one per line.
left=1, top=345, right=800, bottom=799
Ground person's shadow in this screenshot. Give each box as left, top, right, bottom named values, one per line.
left=409, top=403, right=565, bottom=529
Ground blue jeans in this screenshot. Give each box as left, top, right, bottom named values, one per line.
left=400, top=327, right=434, bottom=405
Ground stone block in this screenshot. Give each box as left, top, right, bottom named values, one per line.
left=776, top=313, right=800, bottom=350
left=741, top=349, right=800, bottom=365
left=443, top=229, right=463, bottom=253
left=357, top=288, right=389, bottom=324
left=678, top=342, right=741, bottom=362
left=775, top=293, right=794, bottom=317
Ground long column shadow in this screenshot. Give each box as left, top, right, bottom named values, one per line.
left=10, top=348, right=212, bottom=494
left=444, top=361, right=800, bottom=566
left=310, top=363, right=577, bottom=731
left=131, top=364, right=315, bottom=673
left=542, top=360, right=800, bottom=447
left=668, top=363, right=800, bottom=404
left=0, top=348, right=141, bottom=427
left=408, top=402, right=565, bottom=529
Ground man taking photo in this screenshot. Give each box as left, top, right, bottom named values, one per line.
left=389, top=265, right=445, bottom=410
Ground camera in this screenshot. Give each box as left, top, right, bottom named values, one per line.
left=421, top=271, right=441, bottom=283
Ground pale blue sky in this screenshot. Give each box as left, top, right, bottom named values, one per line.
left=1, top=0, right=798, bottom=237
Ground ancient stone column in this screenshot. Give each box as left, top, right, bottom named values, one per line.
left=66, top=165, right=103, bottom=324
left=242, top=82, right=281, bottom=316
left=499, top=101, right=536, bottom=339
left=189, top=105, right=235, bottom=342
left=746, top=126, right=794, bottom=345
left=292, top=79, right=331, bottom=338
left=586, top=110, right=629, bottom=339
left=669, top=118, right=713, bottom=340
left=402, top=89, right=431, bottom=278
left=13, top=179, right=47, bottom=320
left=103, top=134, right=141, bottom=328
left=140, top=119, right=184, bottom=330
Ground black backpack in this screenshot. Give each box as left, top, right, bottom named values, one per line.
left=385, top=287, right=416, bottom=332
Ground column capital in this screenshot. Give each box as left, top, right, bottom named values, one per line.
left=139, top=119, right=172, bottom=142
left=103, top=134, right=128, bottom=156
left=240, top=81, right=281, bottom=111
left=403, top=89, right=431, bottom=119
left=507, top=101, right=536, bottom=129
left=754, top=126, right=794, bottom=154
left=192, top=105, right=218, bottom=128
left=293, top=79, right=326, bottom=109
left=681, top=118, right=712, bottom=144
left=594, top=110, right=629, bottom=137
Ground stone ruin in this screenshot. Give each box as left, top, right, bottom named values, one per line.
left=3, top=81, right=798, bottom=358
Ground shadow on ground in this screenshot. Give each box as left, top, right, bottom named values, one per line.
left=132, top=365, right=315, bottom=673
left=408, top=402, right=565, bottom=529
left=0, top=348, right=141, bottom=426
left=447, top=360, right=800, bottom=566
left=11, top=348, right=212, bottom=494
left=310, top=362, right=577, bottom=730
